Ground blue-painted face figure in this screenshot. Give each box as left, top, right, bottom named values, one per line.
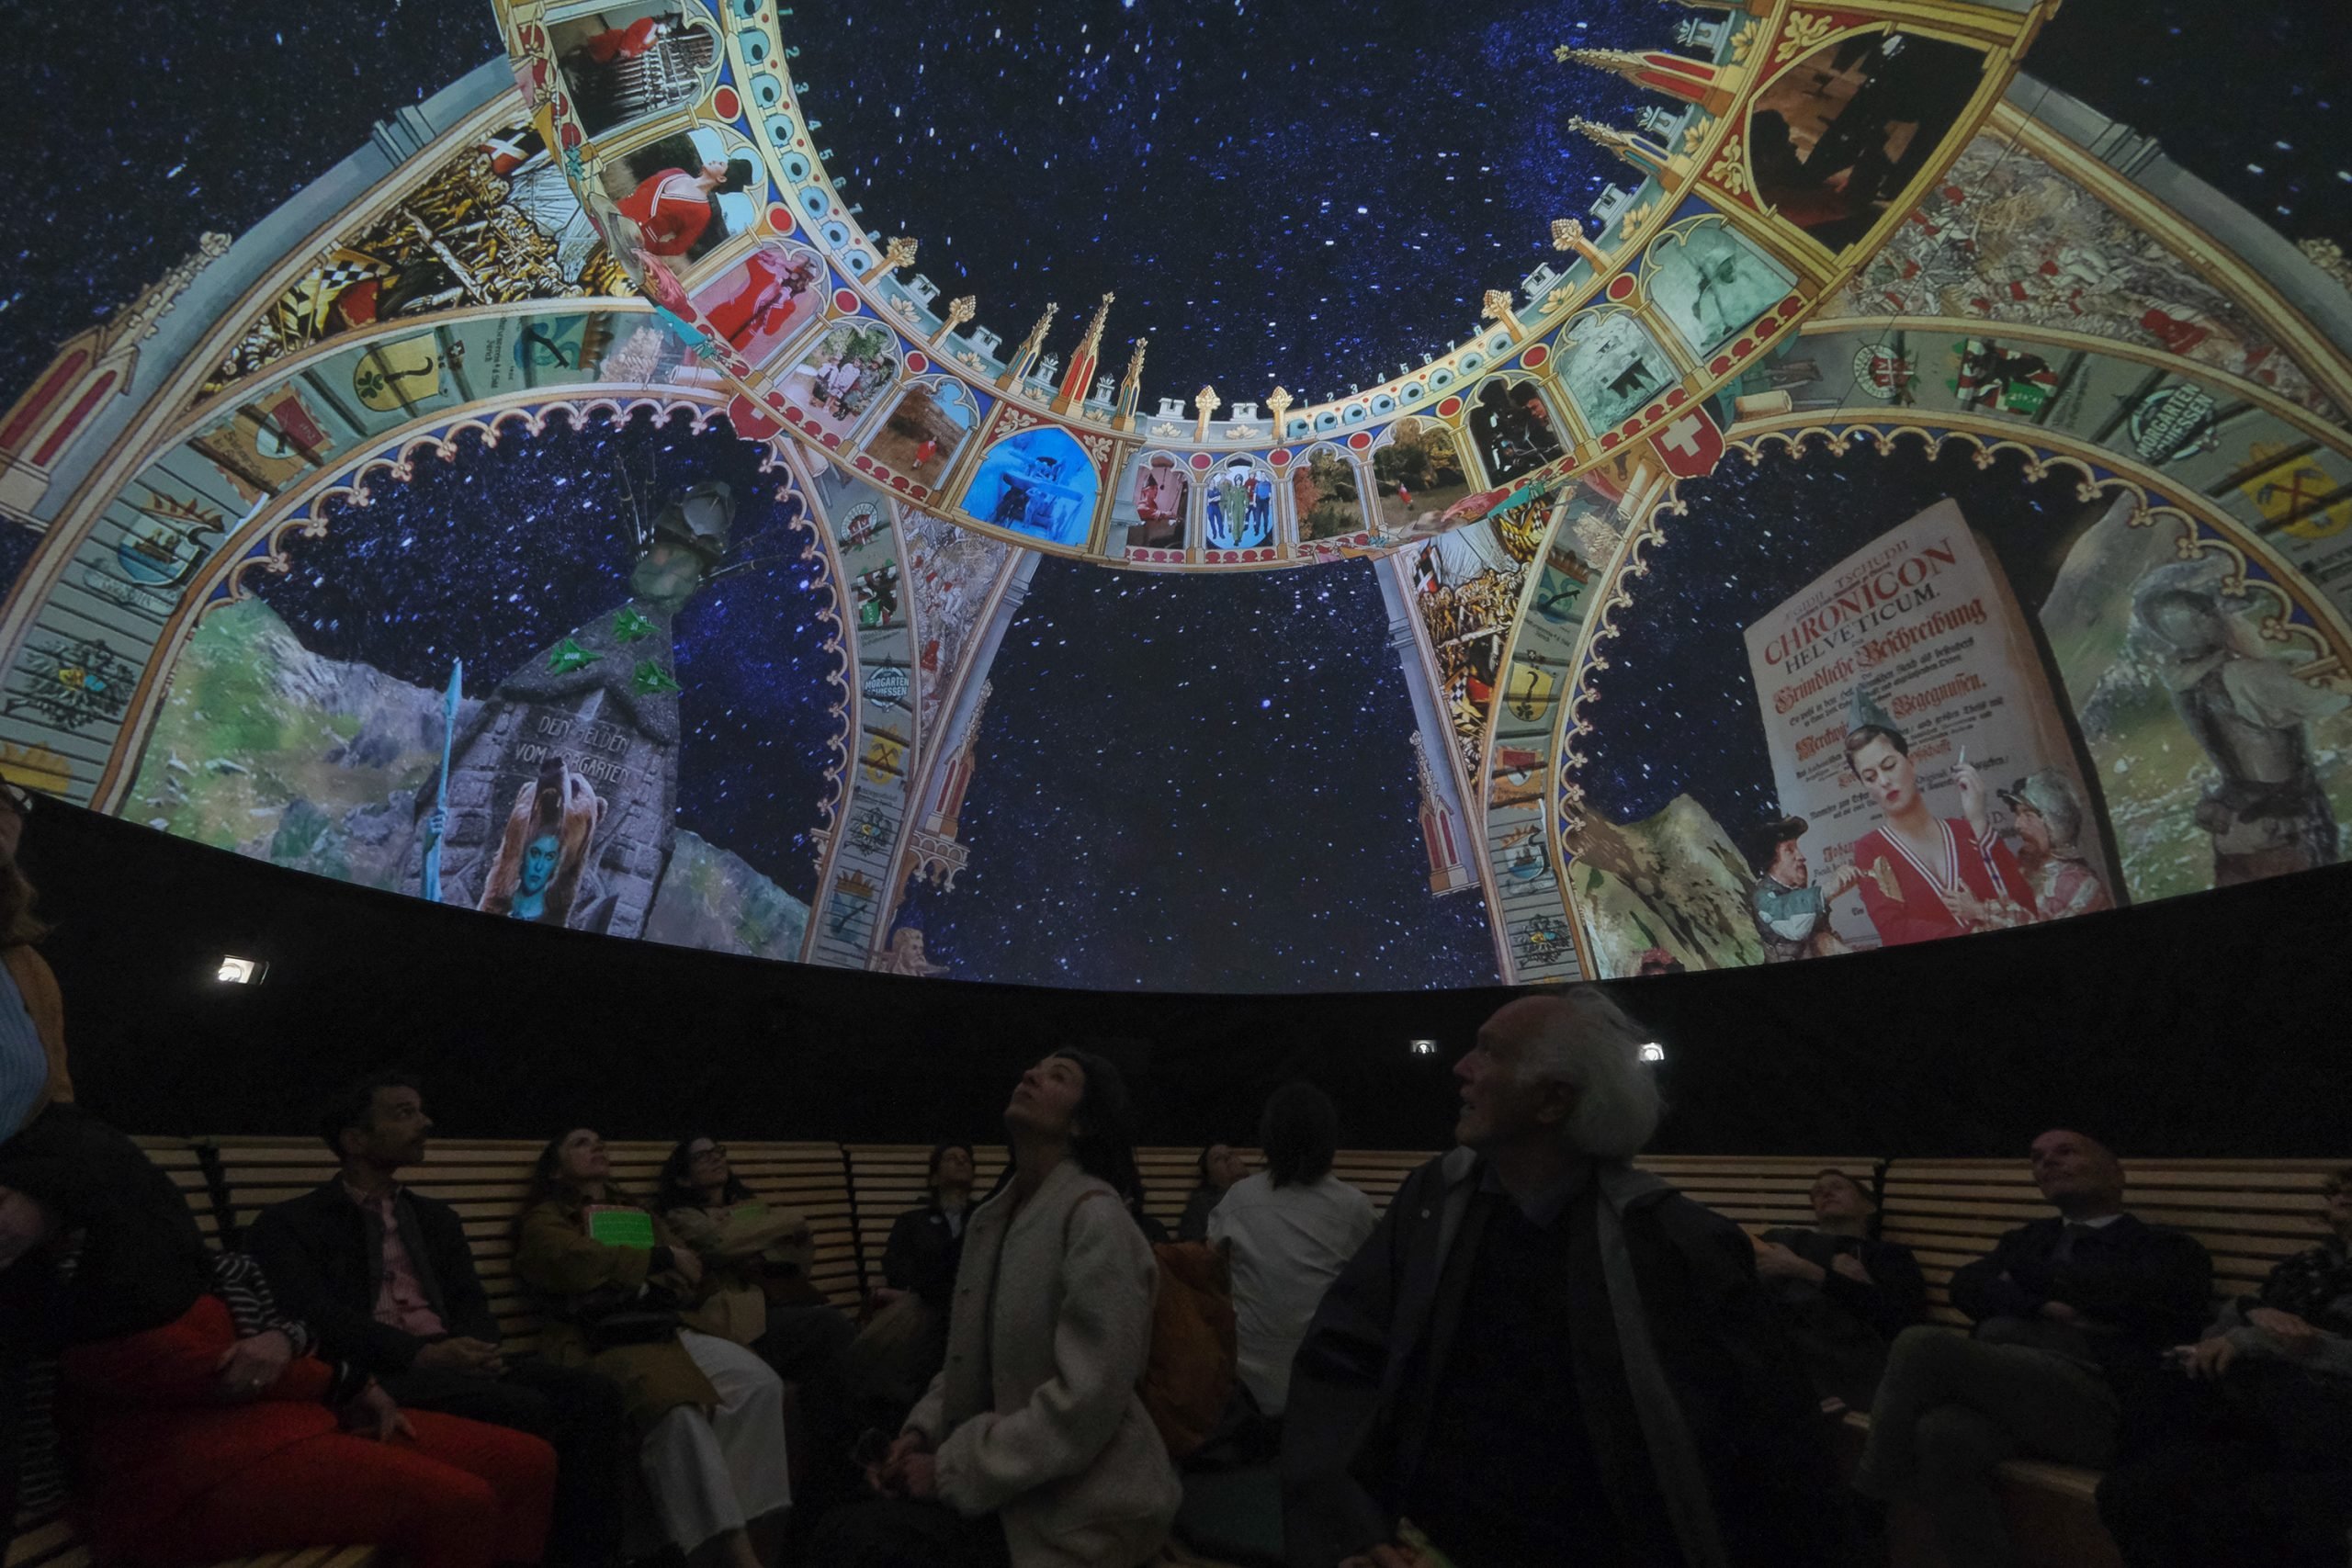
left=520, top=832, right=560, bottom=896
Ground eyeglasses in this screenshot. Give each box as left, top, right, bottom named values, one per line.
left=690, top=1144, right=729, bottom=1162
left=0, top=783, right=32, bottom=818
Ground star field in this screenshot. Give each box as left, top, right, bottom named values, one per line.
left=257, top=407, right=843, bottom=900
left=6, top=1, right=2345, bottom=412
left=924, top=558, right=1499, bottom=991
left=792, top=0, right=1656, bottom=402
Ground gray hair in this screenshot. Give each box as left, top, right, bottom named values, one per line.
left=1516, top=987, right=1664, bottom=1160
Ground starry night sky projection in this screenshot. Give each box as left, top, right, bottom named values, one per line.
left=6, top=1, right=2347, bottom=412
left=1576, top=436, right=2120, bottom=844
left=256, top=407, right=844, bottom=900
left=791, top=0, right=1655, bottom=400
left=915, top=558, right=1498, bottom=991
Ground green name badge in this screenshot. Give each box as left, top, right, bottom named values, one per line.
left=586, top=1206, right=656, bottom=1249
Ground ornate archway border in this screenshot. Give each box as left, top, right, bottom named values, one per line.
left=96, top=386, right=860, bottom=841
left=1544, top=412, right=2352, bottom=977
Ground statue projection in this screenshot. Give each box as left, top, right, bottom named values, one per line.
left=477, top=754, right=606, bottom=923
left=414, top=477, right=741, bottom=938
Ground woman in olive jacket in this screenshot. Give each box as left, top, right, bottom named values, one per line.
left=514, top=1127, right=791, bottom=1568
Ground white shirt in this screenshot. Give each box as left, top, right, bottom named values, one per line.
left=1209, top=1171, right=1378, bottom=1416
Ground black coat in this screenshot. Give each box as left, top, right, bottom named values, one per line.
left=1949, top=1213, right=2212, bottom=1379
left=245, top=1179, right=498, bottom=1374
left=1281, top=1148, right=1841, bottom=1568
left=881, top=1200, right=966, bottom=1307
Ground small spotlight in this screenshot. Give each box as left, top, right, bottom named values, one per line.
left=1638, top=1042, right=1666, bottom=1064
left=1408, top=1038, right=1438, bottom=1056
left=215, top=956, right=266, bottom=986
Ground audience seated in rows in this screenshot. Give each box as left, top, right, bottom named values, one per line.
left=2095, top=1164, right=2352, bottom=1568
left=1282, top=990, right=1842, bottom=1568
left=846, top=1141, right=975, bottom=1430
left=1209, top=1082, right=1374, bottom=1430
left=514, top=1127, right=794, bottom=1568
left=1754, top=1166, right=1928, bottom=1412
left=246, top=1074, right=628, bottom=1567
left=1177, top=1142, right=1249, bottom=1243
left=1853, top=1128, right=2214, bottom=1568
left=0, top=1115, right=554, bottom=1567
left=816, top=1051, right=1181, bottom=1568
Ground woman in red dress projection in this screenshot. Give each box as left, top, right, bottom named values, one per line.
left=1, top=1132, right=553, bottom=1568
left=699, top=247, right=820, bottom=354
left=619, top=158, right=751, bottom=258
left=1840, top=694, right=2035, bottom=948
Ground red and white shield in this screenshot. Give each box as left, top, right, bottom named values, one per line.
left=1651, top=404, right=1725, bottom=479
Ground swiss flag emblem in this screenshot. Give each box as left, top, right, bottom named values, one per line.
left=1652, top=404, right=1724, bottom=479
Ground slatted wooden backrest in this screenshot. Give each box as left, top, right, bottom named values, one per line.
left=1636, top=1156, right=1881, bottom=1234
left=842, top=1144, right=1010, bottom=1296
left=1329, top=1149, right=1435, bottom=1216
left=701, top=1141, right=863, bottom=1311
left=1137, top=1145, right=1257, bottom=1234
left=1880, top=1158, right=2346, bottom=1327
left=208, top=1135, right=552, bottom=1347
left=1134, top=1147, right=1439, bottom=1235
left=130, top=1134, right=223, bottom=1243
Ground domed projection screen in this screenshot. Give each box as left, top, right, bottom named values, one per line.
left=2, top=0, right=2347, bottom=989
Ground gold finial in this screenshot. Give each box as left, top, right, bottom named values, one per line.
left=931, top=294, right=978, bottom=344
left=1481, top=288, right=1523, bottom=334
left=1076, top=292, right=1115, bottom=358
left=1119, top=336, right=1148, bottom=394
left=1264, top=386, right=1294, bottom=425
left=1195, top=385, right=1221, bottom=414
left=1551, top=218, right=1610, bottom=271
left=1014, top=302, right=1060, bottom=361
left=877, top=236, right=919, bottom=276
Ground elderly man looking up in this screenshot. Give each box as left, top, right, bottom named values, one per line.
left=1280, top=990, right=1838, bottom=1568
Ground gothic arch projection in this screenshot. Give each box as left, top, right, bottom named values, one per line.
left=1480, top=72, right=2352, bottom=986
left=5, top=10, right=2351, bottom=989
left=492, top=0, right=2068, bottom=570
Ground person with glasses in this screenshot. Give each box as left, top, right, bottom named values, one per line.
left=657, top=1134, right=860, bottom=1513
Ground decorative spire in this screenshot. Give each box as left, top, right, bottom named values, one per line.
left=930, top=294, right=977, bottom=344
left=1014, top=302, right=1059, bottom=362
left=1076, top=292, right=1115, bottom=358
left=1555, top=45, right=1722, bottom=107
left=1551, top=217, right=1611, bottom=272
left=876, top=235, right=919, bottom=277
left=1193, top=384, right=1221, bottom=441
left=1566, top=117, right=1671, bottom=178
left=1120, top=337, right=1148, bottom=396
left=1264, top=386, right=1295, bottom=430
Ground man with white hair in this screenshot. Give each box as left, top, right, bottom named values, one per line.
left=1280, top=990, right=1838, bottom=1568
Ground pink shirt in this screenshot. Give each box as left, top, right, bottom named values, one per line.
left=346, top=1180, right=447, bottom=1339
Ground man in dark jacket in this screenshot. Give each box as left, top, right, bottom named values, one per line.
left=1853, top=1129, right=2213, bottom=1567
left=245, top=1072, right=627, bottom=1568
left=1281, top=991, right=1842, bottom=1568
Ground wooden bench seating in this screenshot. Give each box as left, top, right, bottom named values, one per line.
left=11, top=1145, right=2341, bottom=1568
left=1864, top=1156, right=2346, bottom=1568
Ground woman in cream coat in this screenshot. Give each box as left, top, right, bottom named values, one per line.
left=817, top=1050, right=1179, bottom=1568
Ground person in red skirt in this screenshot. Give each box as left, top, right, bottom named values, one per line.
left=0, top=1122, right=555, bottom=1568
